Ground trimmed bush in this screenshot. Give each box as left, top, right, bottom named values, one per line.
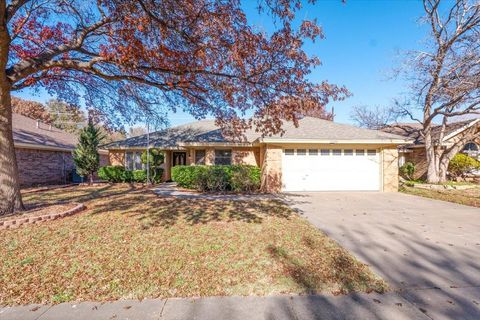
left=448, top=154, right=480, bottom=179
left=171, top=165, right=261, bottom=192
left=230, top=165, right=261, bottom=192
left=98, top=166, right=164, bottom=183
left=98, top=166, right=126, bottom=182
left=171, top=165, right=202, bottom=188
left=132, top=170, right=147, bottom=182
left=399, top=162, right=415, bottom=180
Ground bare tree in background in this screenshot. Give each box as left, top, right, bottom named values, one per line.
left=350, top=105, right=396, bottom=129
left=128, top=126, right=147, bottom=138
left=395, top=0, right=480, bottom=183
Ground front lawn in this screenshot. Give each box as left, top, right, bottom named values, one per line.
left=0, top=185, right=386, bottom=305
left=402, top=185, right=480, bottom=207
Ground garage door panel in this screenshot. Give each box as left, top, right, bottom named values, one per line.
left=282, top=149, right=380, bottom=192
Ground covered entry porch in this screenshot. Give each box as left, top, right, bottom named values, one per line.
left=107, top=145, right=261, bottom=181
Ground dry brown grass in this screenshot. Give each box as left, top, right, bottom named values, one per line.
left=402, top=186, right=480, bottom=208
left=0, top=184, right=386, bottom=305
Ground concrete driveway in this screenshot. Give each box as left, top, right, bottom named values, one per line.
left=284, top=191, right=480, bottom=320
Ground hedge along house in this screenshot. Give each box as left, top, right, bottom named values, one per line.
left=13, top=113, right=109, bottom=186
left=381, top=118, right=480, bottom=180
left=102, top=117, right=410, bottom=192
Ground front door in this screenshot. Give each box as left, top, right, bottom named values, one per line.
left=172, top=152, right=187, bottom=166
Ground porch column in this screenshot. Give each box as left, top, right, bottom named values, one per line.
left=205, top=148, right=215, bottom=165
left=163, top=150, right=172, bottom=181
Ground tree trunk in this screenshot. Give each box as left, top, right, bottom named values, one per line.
left=0, top=87, right=24, bottom=215
left=438, top=163, right=448, bottom=183
left=89, top=173, right=93, bottom=185
left=424, top=124, right=440, bottom=183
left=0, top=8, right=24, bottom=215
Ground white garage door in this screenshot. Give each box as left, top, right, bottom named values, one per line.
left=282, top=148, right=381, bottom=191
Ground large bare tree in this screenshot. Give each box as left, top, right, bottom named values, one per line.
left=350, top=105, right=397, bottom=129
left=396, top=0, right=480, bottom=183
left=0, top=0, right=347, bottom=215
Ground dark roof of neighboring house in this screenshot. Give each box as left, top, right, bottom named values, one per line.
left=13, top=113, right=78, bottom=150
left=381, top=119, right=480, bottom=145
left=103, top=117, right=409, bottom=149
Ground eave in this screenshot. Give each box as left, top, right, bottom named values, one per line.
left=256, top=138, right=412, bottom=145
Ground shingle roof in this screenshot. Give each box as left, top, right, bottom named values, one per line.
left=381, top=119, right=480, bottom=145
left=13, top=113, right=78, bottom=150
left=261, top=117, right=408, bottom=141
left=103, top=117, right=409, bottom=149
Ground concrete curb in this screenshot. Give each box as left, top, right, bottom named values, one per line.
left=0, top=203, right=85, bottom=231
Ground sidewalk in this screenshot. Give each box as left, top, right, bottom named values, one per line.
left=1, top=291, right=434, bottom=320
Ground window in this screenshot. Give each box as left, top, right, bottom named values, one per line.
left=195, top=150, right=206, bottom=165
left=297, top=149, right=307, bottom=155
left=125, top=151, right=143, bottom=170
left=332, top=149, right=341, bottom=156
left=215, top=149, right=232, bottom=165
left=125, top=152, right=133, bottom=170
left=134, top=152, right=142, bottom=170
left=463, top=142, right=479, bottom=158
left=344, top=149, right=353, bottom=156
left=308, top=149, right=318, bottom=155
left=463, top=142, right=478, bottom=151
left=284, top=149, right=295, bottom=155
left=367, top=149, right=377, bottom=156
left=320, top=149, right=330, bottom=156
left=355, top=149, right=365, bottom=156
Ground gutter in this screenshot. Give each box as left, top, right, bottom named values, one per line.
left=14, top=143, right=75, bottom=152
left=15, top=143, right=109, bottom=155
left=256, top=138, right=412, bottom=145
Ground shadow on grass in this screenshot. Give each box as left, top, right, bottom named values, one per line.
left=21, top=184, right=139, bottom=211
left=81, top=188, right=293, bottom=228
left=267, top=236, right=386, bottom=295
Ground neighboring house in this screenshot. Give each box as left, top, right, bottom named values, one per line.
left=102, top=117, right=409, bottom=192
left=13, top=113, right=109, bottom=186
left=381, top=119, right=480, bottom=180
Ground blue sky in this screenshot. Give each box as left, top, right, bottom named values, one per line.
left=16, top=0, right=429, bottom=128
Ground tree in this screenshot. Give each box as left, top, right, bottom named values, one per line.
left=0, top=0, right=348, bottom=214
left=350, top=105, right=397, bottom=129
left=46, top=99, right=86, bottom=134
left=102, top=128, right=127, bottom=144
left=394, top=0, right=480, bottom=183
left=73, top=122, right=104, bottom=185
left=128, top=126, right=147, bottom=138
left=141, top=148, right=164, bottom=183
left=448, top=153, right=480, bottom=180
left=11, top=96, right=50, bottom=123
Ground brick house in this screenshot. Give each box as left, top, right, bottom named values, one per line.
left=13, top=113, right=109, bottom=187
left=381, top=119, right=480, bottom=180
left=103, top=117, right=409, bottom=192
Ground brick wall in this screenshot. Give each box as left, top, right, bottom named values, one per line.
left=232, top=147, right=260, bottom=166
left=15, top=148, right=75, bottom=187
left=404, top=148, right=428, bottom=179
left=99, top=153, right=110, bottom=167
left=382, top=148, right=399, bottom=192
left=260, top=145, right=282, bottom=192
left=108, top=150, right=125, bottom=166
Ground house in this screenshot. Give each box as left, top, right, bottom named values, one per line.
left=381, top=118, right=480, bottom=179
left=13, top=113, right=109, bottom=186
left=102, top=117, right=409, bottom=192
